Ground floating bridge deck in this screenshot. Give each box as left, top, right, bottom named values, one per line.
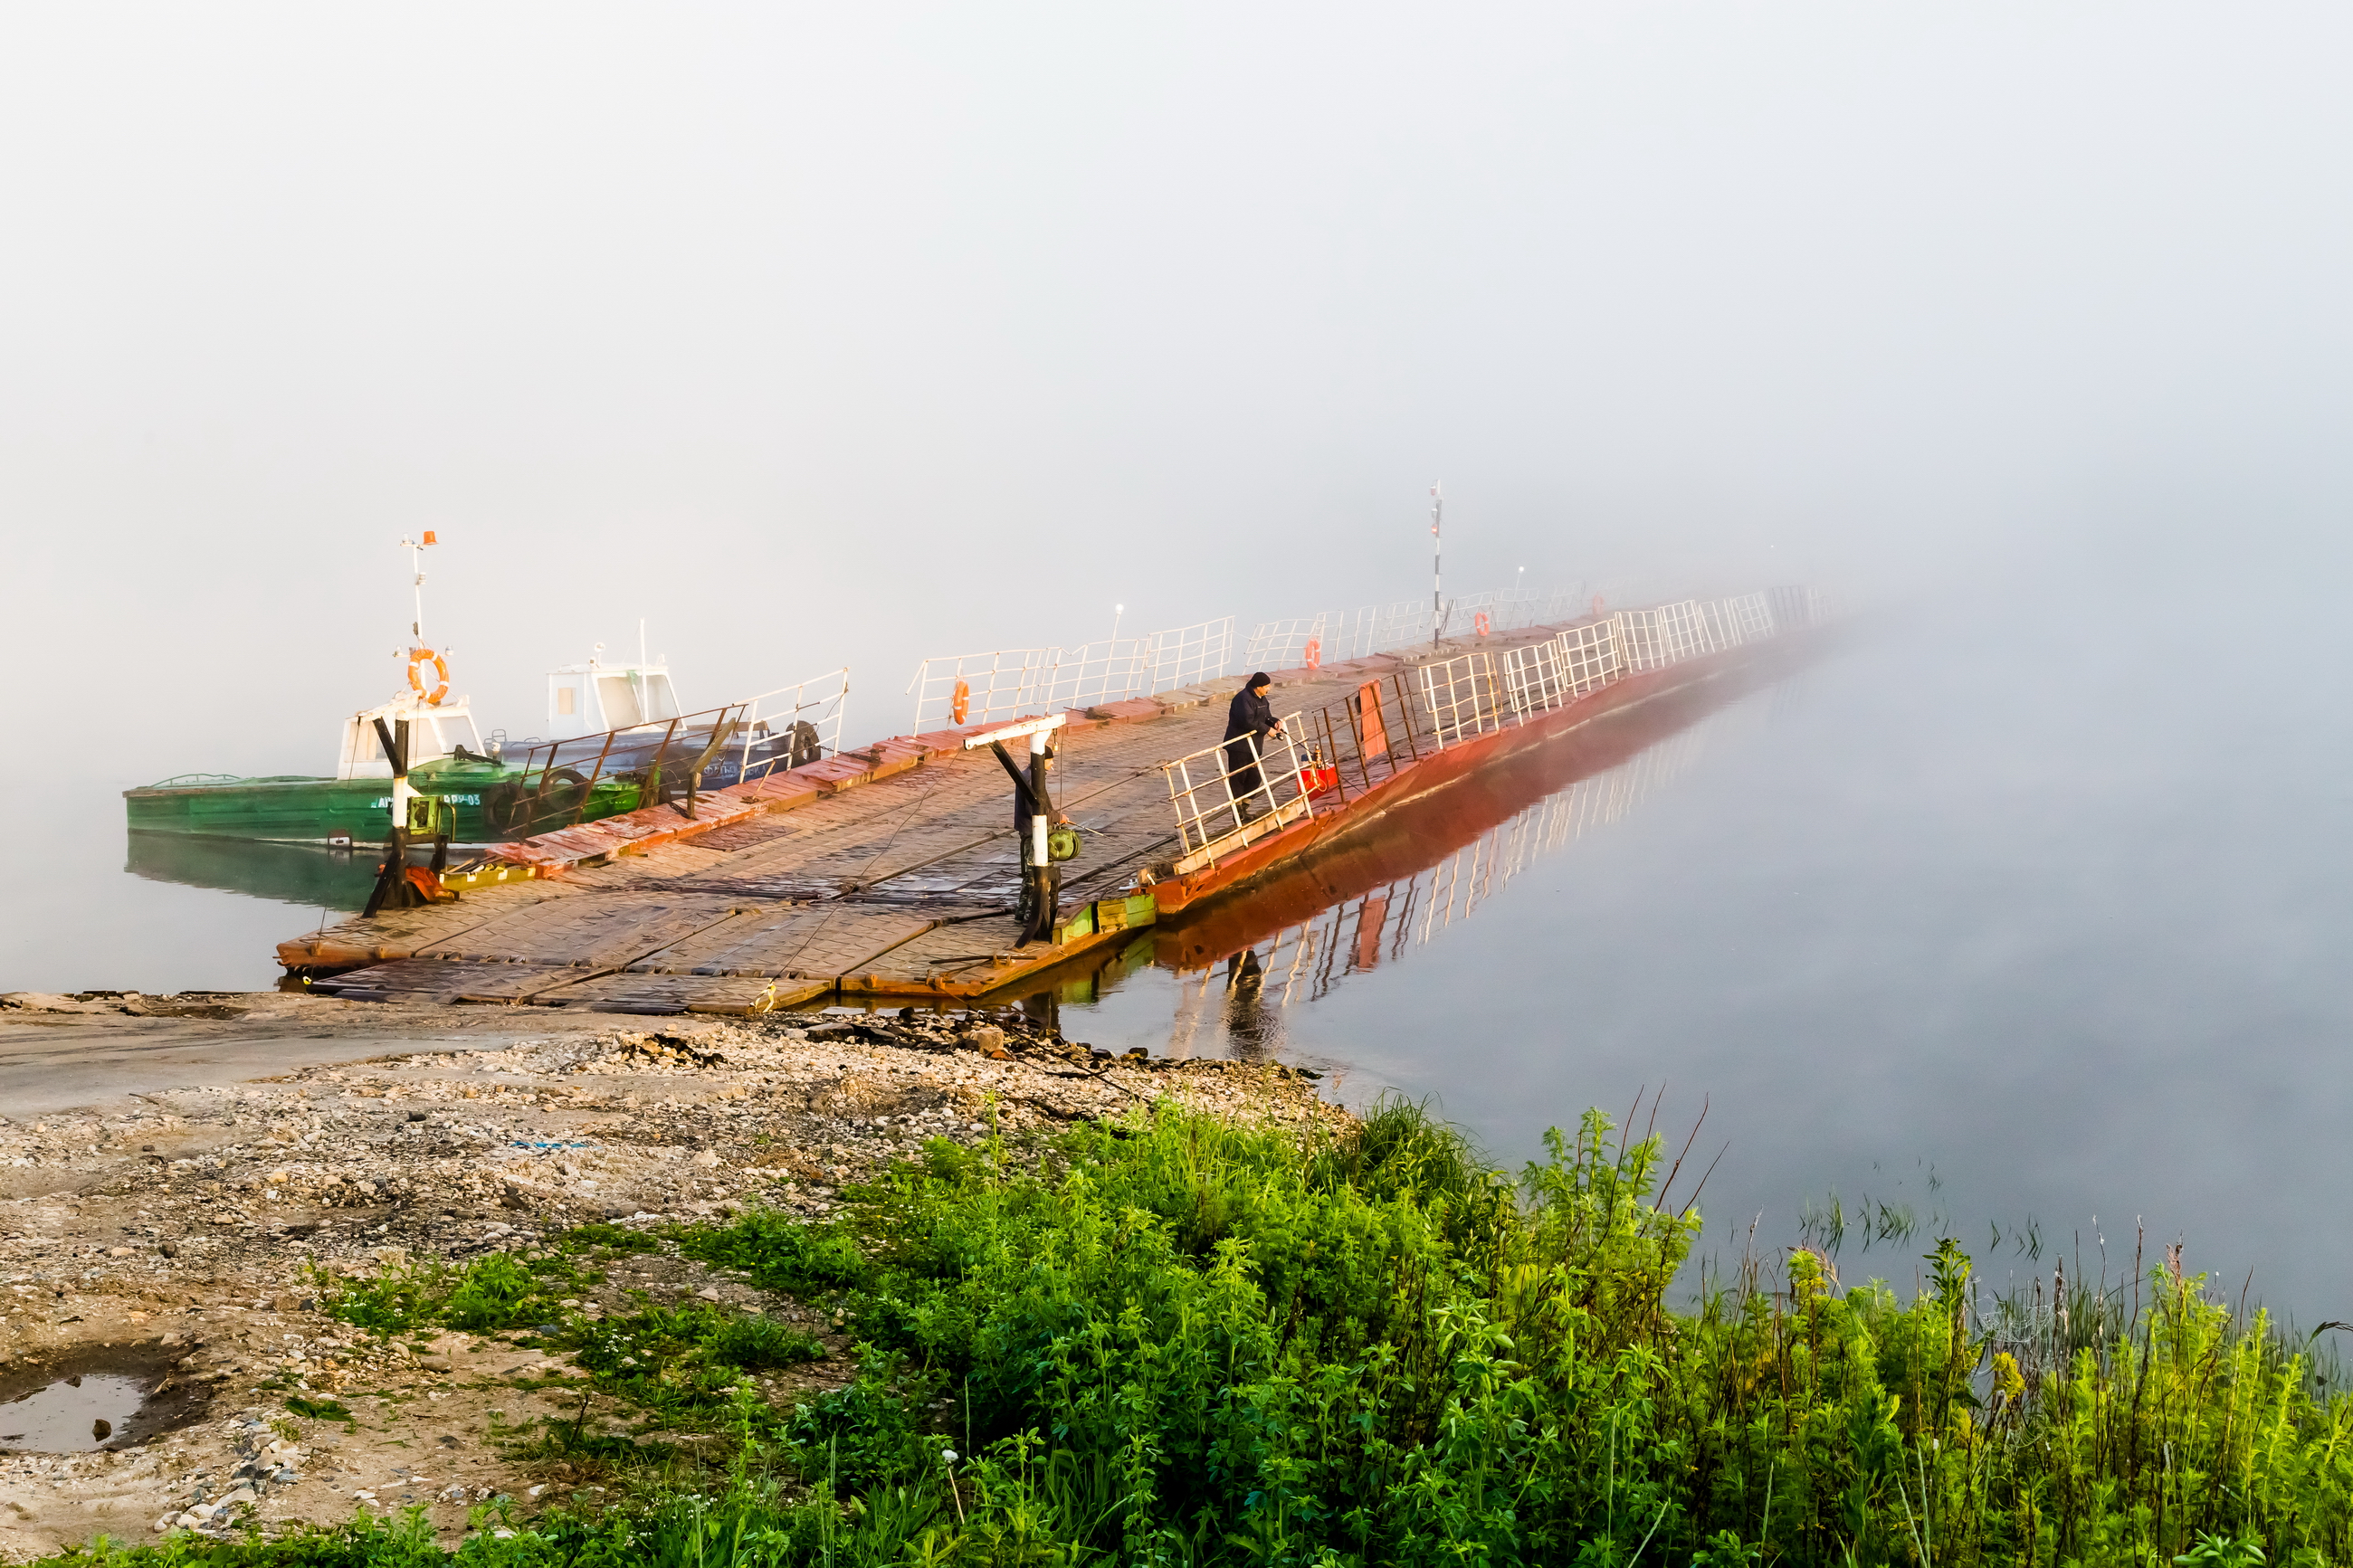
left=281, top=608, right=1812, bottom=1014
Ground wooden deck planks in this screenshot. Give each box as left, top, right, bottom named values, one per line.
left=274, top=884, right=582, bottom=969
left=623, top=906, right=942, bottom=979
left=415, top=894, right=745, bottom=968
left=527, top=971, right=832, bottom=1013
left=312, top=957, right=576, bottom=1005
left=281, top=625, right=1593, bottom=1004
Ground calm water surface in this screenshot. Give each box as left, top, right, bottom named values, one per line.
left=1063, top=581, right=2353, bottom=1318
left=17, top=576, right=2352, bottom=1315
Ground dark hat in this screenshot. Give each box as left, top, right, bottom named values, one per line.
left=1247, top=671, right=1272, bottom=689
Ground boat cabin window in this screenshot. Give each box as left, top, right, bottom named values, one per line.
left=597, top=675, right=643, bottom=729
left=556, top=686, right=576, bottom=716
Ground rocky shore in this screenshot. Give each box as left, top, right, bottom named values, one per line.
left=0, top=993, right=1344, bottom=1562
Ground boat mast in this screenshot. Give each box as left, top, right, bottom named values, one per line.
left=399, top=531, right=438, bottom=646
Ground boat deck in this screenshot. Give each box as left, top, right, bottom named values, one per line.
left=281, top=620, right=1775, bottom=1013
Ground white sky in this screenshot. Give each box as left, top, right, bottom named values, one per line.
left=12, top=5, right=2353, bottom=780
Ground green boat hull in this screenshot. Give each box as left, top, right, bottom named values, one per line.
left=122, top=760, right=645, bottom=846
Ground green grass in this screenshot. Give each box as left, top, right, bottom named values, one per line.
left=309, top=1250, right=592, bottom=1337
left=47, top=1100, right=2353, bottom=1565
left=280, top=1397, right=353, bottom=1426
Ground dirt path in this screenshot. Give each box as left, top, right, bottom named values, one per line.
left=0, top=991, right=1339, bottom=1563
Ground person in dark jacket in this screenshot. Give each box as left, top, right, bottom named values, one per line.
left=1223, top=673, right=1283, bottom=819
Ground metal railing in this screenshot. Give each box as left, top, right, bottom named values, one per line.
left=1338, top=599, right=1429, bottom=660
left=1500, top=637, right=1568, bottom=716
left=1765, top=584, right=1833, bottom=632
left=1613, top=607, right=1671, bottom=672
left=1420, top=650, right=1508, bottom=745
left=494, top=669, right=850, bottom=839
left=1704, top=591, right=1773, bottom=649
left=1243, top=613, right=1333, bottom=671
left=1142, top=615, right=1235, bottom=693
left=1162, top=717, right=1319, bottom=874
left=1313, top=672, right=1431, bottom=781
left=1157, top=701, right=1737, bottom=1030
left=906, top=647, right=1061, bottom=729
left=1321, top=584, right=1588, bottom=660
left=1044, top=638, right=1154, bottom=712
left=907, top=616, right=1237, bottom=727
left=1488, top=585, right=1589, bottom=632
left=1559, top=619, right=1622, bottom=696
left=1157, top=585, right=1818, bottom=870
left=1653, top=599, right=1717, bottom=664
left=736, top=669, right=852, bottom=781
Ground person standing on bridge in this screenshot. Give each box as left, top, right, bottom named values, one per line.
left=1223, top=672, right=1284, bottom=822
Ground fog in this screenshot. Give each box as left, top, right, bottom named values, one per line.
left=11, top=4, right=2353, bottom=783
left=12, top=8, right=2353, bottom=1295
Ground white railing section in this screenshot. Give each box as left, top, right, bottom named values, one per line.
left=1487, top=586, right=1587, bottom=632
left=1419, top=651, right=1506, bottom=746
left=1322, top=584, right=1592, bottom=659
left=1704, top=592, right=1773, bottom=649
left=907, top=616, right=1239, bottom=727
left=1613, top=608, right=1669, bottom=672
left=907, top=646, right=1062, bottom=728
left=1338, top=600, right=1423, bottom=659
left=1448, top=590, right=1503, bottom=635
left=1043, top=638, right=1153, bottom=711
left=1500, top=639, right=1568, bottom=716
left=738, top=669, right=852, bottom=780
left=1243, top=613, right=1333, bottom=671
left=1162, top=717, right=1318, bottom=875
left=1653, top=599, right=1716, bottom=663
left=1559, top=619, right=1621, bottom=696
left=1766, top=584, right=1833, bottom=632
left=1143, top=616, right=1235, bottom=693
left=1157, top=584, right=1824, bottom=870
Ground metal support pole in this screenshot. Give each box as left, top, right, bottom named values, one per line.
left=385, top=718, right=414, bottom=841
left=1431, top=483, right=1443, bottom=651
left=1024, top=729, right=1058, bottom=944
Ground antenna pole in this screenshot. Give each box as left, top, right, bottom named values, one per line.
left=1430, top=484, right=1443, bottom=650
left=640, top=619, right=648, bottom=669
left=398, top=531, right=437, bottom=647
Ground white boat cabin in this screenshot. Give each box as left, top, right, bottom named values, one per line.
left=333, top=694, right=488, bottom=780
left=546, top=660, right=682, bottom=741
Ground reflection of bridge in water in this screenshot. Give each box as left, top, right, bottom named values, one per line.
left=1134, top=656, right=1798, bottom=1059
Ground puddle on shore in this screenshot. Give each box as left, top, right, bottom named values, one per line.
left=0, top=1345, right=206, bottom=1452
left=0, top=1373, right=151, bottom=1452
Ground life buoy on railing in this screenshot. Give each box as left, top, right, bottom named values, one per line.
left=951, top=679, right=971, bottom=725
left=406, top=647, right=450, bottom=706
left=1472, top=612, right=1491, bottom=637
left=1303, top=638, right=1321, bottom=670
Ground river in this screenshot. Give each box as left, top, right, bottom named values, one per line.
left=19, top=570, right=2351, bottom=1317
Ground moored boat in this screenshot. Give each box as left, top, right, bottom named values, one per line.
left=124, top=537, right=851, bottom=850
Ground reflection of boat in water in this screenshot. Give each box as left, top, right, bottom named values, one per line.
left=122, top=537, right=848, bottom=848
left=125, top=832, right=381, bottom=911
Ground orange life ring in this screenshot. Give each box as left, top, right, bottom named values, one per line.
left=951, top=679, right=971, bottom=725
left=1303, top=638, right=1321, bottom=670
left=1473, top=611, right=1491, bottom=637
left=406, top=647, right=450, bottom=706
